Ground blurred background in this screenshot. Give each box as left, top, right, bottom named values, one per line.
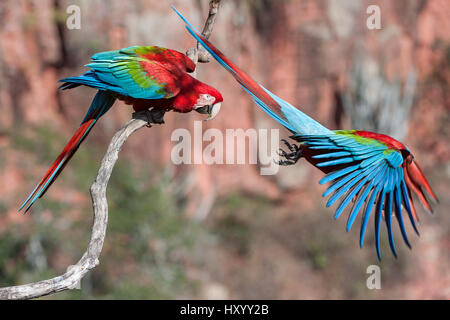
left=0, top=0, right=448, bottom=299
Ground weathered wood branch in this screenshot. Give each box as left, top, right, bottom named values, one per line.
left=186, top=0, right=222, bottom=64
left=0, top=0, right=222, bottom=300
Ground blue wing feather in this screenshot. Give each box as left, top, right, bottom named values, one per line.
left=394, top=180, right=411, bottom=248
left=401, top=180, right=420, bottom=236
left=385, top=190, right=398, bottom=258
left=323, top=168, right=364, bottom=197
left=346, top=162, right=387, bottom=230
left=360, top=184, right=381, bottom=248
left=375, top=191, right=385, bottom=260
left=333, top=161, right=384, bottom=219
left=319, top=164, right=360, bottom=185
left=295, top=132, right=416, bottom=258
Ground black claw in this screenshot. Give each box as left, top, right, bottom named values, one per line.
left=281, top=139, right=298, bottom=153
left=278, top=159, right=295, bottom=166
left=278, top=148, right=289, bottom=158
left=278, top=139, right=303, bottom=166
left=133, top=109, right=166, bottom=127
left=144, top=111, right=153, bottom=127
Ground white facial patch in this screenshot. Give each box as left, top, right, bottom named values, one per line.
left=194, top=94, right=216, bottom=109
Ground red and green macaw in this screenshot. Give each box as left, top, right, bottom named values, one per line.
left=174, top=7, right=438, bottom=259
left=19, top=46, right=223, bottom=213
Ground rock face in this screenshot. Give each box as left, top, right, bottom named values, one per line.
left=0, top=0, right=448, bottom=299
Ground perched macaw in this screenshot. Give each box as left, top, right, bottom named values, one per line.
left=174, top=7, right=438, bottom=259
left=19, top=45, right=223, bottom=213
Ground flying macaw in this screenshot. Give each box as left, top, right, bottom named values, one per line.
left=174, top=7, right=438, bottom=259
left=19, top=45, right=223, bottom=213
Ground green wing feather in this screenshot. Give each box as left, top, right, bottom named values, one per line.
left=85, top=46, right=181, bottom=99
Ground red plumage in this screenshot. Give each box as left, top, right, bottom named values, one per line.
left=353, top=130, right=407, bottom=150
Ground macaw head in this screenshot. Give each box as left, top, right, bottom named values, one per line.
left=192, top=84, right=223, bottom=121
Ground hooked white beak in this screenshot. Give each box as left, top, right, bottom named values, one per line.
left=205, top=102, right=221, bottom=121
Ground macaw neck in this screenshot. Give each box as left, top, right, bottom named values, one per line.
left=172, top=75, right=203, bottom=112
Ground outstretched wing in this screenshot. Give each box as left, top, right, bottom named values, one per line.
left=61, top=46, right=183, bottom=99
left=295, top=131, right=418, bottom=260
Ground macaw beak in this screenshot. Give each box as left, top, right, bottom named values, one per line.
left=194, top=102, right=222, bottom=121
left=205, top=102, right=221, bottom=121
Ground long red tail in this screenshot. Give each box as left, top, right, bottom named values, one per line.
left=19, top=91, right=115, bottom=212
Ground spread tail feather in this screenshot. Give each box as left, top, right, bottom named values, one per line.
left=19, top=91, right=115, bottom=212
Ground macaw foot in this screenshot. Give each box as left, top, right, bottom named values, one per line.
left=133, top=109, right=165, bottom=127
left=278, top=139, right=302, bottom=166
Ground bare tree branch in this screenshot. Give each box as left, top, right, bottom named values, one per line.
left=0, top=0, right=222, bottom=300
left=186, top=0, right=222, bottom=64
